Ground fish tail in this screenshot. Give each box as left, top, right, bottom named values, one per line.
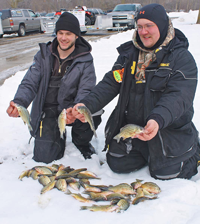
left=94, top=130, right=97, bottom=138
left=65, top=189, right=71, bottom=195
left=113, top=135, right=120, bottom=143
left=28, top=124, right=33, bottom=132
left=80, top=206, right=88, bottom=210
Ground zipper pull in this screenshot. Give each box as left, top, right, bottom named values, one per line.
left=40, top=121, right=43, bottom=137
left=58, top=64, right=61, bottom=74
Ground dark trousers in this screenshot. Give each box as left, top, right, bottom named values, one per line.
left=71, top=115, right=101, bottom=147
left=33, top=107, right=101, bottom=164
left=106, top=139, right=199, bottom=180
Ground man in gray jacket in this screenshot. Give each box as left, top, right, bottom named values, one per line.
left=6, top=12, right=101, bottom=163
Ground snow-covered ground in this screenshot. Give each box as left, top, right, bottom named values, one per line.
left=0, top=10, right=200, bottom=224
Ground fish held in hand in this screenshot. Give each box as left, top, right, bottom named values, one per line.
left=15, top=103, right=33, bottom=132
left=77, top=106, right=97, bottom=138
left=58, top=109, right=66, bottom=139
left=114, top=124, right=144, bottom=143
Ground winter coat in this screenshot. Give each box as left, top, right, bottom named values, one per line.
left=81, top=28, right=199, bottom=171
left=13, top=36, right=96, bottom=137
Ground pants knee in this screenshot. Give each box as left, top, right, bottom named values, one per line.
left=106, top=152, right=145, bottom=173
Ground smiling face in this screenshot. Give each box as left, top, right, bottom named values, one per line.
left=57, top=30, right=78, bottom=52
left=137, top=19, right=160, bottom=48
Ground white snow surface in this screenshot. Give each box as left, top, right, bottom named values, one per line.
left=0, top=10, right=200, bottom=224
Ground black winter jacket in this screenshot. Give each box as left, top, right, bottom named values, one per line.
left=13, top=36, right=96, bottom=137
left=81, top=29, right=199, bottom=171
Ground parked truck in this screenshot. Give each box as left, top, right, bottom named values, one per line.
left=107, top=3, right=142, bottom=30
left=0, top=8, right=42, bottom=37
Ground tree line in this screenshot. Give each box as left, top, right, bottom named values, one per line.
left=1, top=0, right=200, bottom=23
left=0, top=0, right=199, bottom=12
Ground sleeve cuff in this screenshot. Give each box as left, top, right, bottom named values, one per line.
left=147, top=114, right=164, bottom=129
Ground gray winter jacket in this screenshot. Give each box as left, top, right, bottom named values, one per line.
left=13, top=36, right=96, bottom=137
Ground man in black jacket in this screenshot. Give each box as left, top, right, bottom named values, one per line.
left=72, top=4, right=200, bottom=180
left=6, top=12, right=101, bottom=163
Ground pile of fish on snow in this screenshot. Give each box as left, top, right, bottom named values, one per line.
left=19, top=164, right=161, bottom=212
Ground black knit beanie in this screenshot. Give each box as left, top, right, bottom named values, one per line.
left=136, top=4, right=169, bottom=49
left=55, top=12, right=81, bottom=36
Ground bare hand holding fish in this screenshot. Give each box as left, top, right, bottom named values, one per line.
left=135, top=119, right=159, bottom=141
left=73, top=103, right=97, bottom=138
left=7, top=101, right=33, bottom=131
left=6, top=101, right=19, bottom=117
left=72, top=103, right=87, bottom=123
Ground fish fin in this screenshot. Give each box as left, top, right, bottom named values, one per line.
left=65, top=189, right=72, bottom=195
left=28, top=124, right=33, bottom=132
left=94, top=131, right=97, bottom=138
left=80, top=206, right=88, bottom=210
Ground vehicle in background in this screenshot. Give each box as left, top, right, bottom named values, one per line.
left=35, top=12, right=47, bottom=17
left=87, top=8, right=107, bottom=25
left=108, top=3, right=142, bottom=30
left=0, top=12, right=3, bottom=36
left=0, top=8, right=42, bottom=37
left=44, top=12, right=57, bottom=19
left=74, top=6, right=95, bottom=25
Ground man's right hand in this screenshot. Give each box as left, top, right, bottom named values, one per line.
left=66, top=107, right=76, bottom=124
left=6, top=101, right=19, bottom=117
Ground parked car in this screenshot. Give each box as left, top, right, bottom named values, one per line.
left=108, top=3, right=142, bottom=30
left=0, top=8, right=42, bottom=37
left=44, top=12, right=57, bottom=19
left=87, top=8, right=107, bottom=25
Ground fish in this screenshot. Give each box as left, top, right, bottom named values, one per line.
left=77, top=105, right=97, bottom=138
left=113, top=124, right=144, bottom=143
left=132, top=196, right=158, bottom=205
left=130, top=179, right=143, bottom=190
left=41, top=180, right=56, bottom=194
left=55, top=179, right=67, bottom=192
left=58, top=109, right=66, bottom=139
left=108, top=183, right=136, bottom=195
left=38, top=175, right=51, bottom=186
left=65, top=190, right=94, bottom=203
left=141, top=182, right=161, bottom=194
left=116, top=199, right=130, bottom=212
left=80, top=204, right=119, bottom=212
left=77, top=171, right=100, bottom=179
left=34, top=166, right=53, bottom=175
left=84, top=192, right=107, bottom=202
left=55, top=168, right=87, bottom=180
left=55, top=169, right=68, bottom=177
left=106, top=192, right=128, bottom=201
left=65, top=177, right=78, bottom=184
left=68, top=182, right=81, bottom=191
left=18, top=169, right=32, bottom=180
left=14, top=103, right=33, bottom=131
left=81, top=183, right=102, bottom=193
left=30, top=170, right=40, bottom=180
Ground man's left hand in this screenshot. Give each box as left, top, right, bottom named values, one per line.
left=134, top=119, right=159, bottom=141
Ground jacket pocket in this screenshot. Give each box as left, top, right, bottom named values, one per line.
left=159, top=122, right=196, bottom=158
left=149, top=69, right=171, bottom=92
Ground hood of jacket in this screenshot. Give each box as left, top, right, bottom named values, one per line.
left=116, top=27, right=189, bottom=60
left=50, top=35, right=92, bottom=60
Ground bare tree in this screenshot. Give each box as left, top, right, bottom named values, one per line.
left=197, top=8, right=200, bottom=24
left=1, top=0, right=199, bottom=13
left=9, top=0, right=23, bottom=8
